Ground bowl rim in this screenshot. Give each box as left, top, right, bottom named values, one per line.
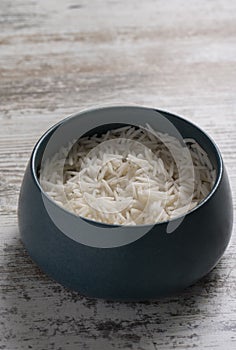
left=31, top=105, right=223, bottom=228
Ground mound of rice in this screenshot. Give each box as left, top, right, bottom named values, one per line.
left=40, top=124, right=216, bottom=225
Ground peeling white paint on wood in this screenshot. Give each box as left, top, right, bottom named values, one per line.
left=0, top=0, right=235, bottom=349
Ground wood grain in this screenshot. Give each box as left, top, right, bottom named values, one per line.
left=0, top=0, right=235, bottom=349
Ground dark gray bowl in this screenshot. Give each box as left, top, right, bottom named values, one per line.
left=18, top=106, right=233, bottom=300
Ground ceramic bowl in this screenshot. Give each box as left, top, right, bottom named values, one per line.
left=18, top=106, right=233, bottom=300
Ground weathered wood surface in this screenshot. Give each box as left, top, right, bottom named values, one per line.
left=0, top=0, right=235, bottom=349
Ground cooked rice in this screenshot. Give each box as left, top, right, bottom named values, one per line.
left=39, top=124, right=216, bottom=225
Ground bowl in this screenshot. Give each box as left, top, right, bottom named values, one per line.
left=18, top=106, right=233, bottom=300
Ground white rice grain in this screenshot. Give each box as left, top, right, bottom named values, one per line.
left=40, top=124, right=216, bottom=225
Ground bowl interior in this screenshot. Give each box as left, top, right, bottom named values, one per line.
left=33, top=106, right=222, bottom=225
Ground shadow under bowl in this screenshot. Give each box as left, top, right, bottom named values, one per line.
left=18, top=106, right=233, bottom=300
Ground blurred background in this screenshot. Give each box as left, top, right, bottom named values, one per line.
left=1, top=0, right=236, bottom=116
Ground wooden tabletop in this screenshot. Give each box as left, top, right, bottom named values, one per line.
left=0, top=0, right=235, bottom=349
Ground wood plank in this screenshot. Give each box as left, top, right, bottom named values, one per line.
left=0, top=0, right=235, bottom=349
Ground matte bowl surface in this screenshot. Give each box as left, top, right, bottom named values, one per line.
left=18, top=106, right=233, bottom=300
